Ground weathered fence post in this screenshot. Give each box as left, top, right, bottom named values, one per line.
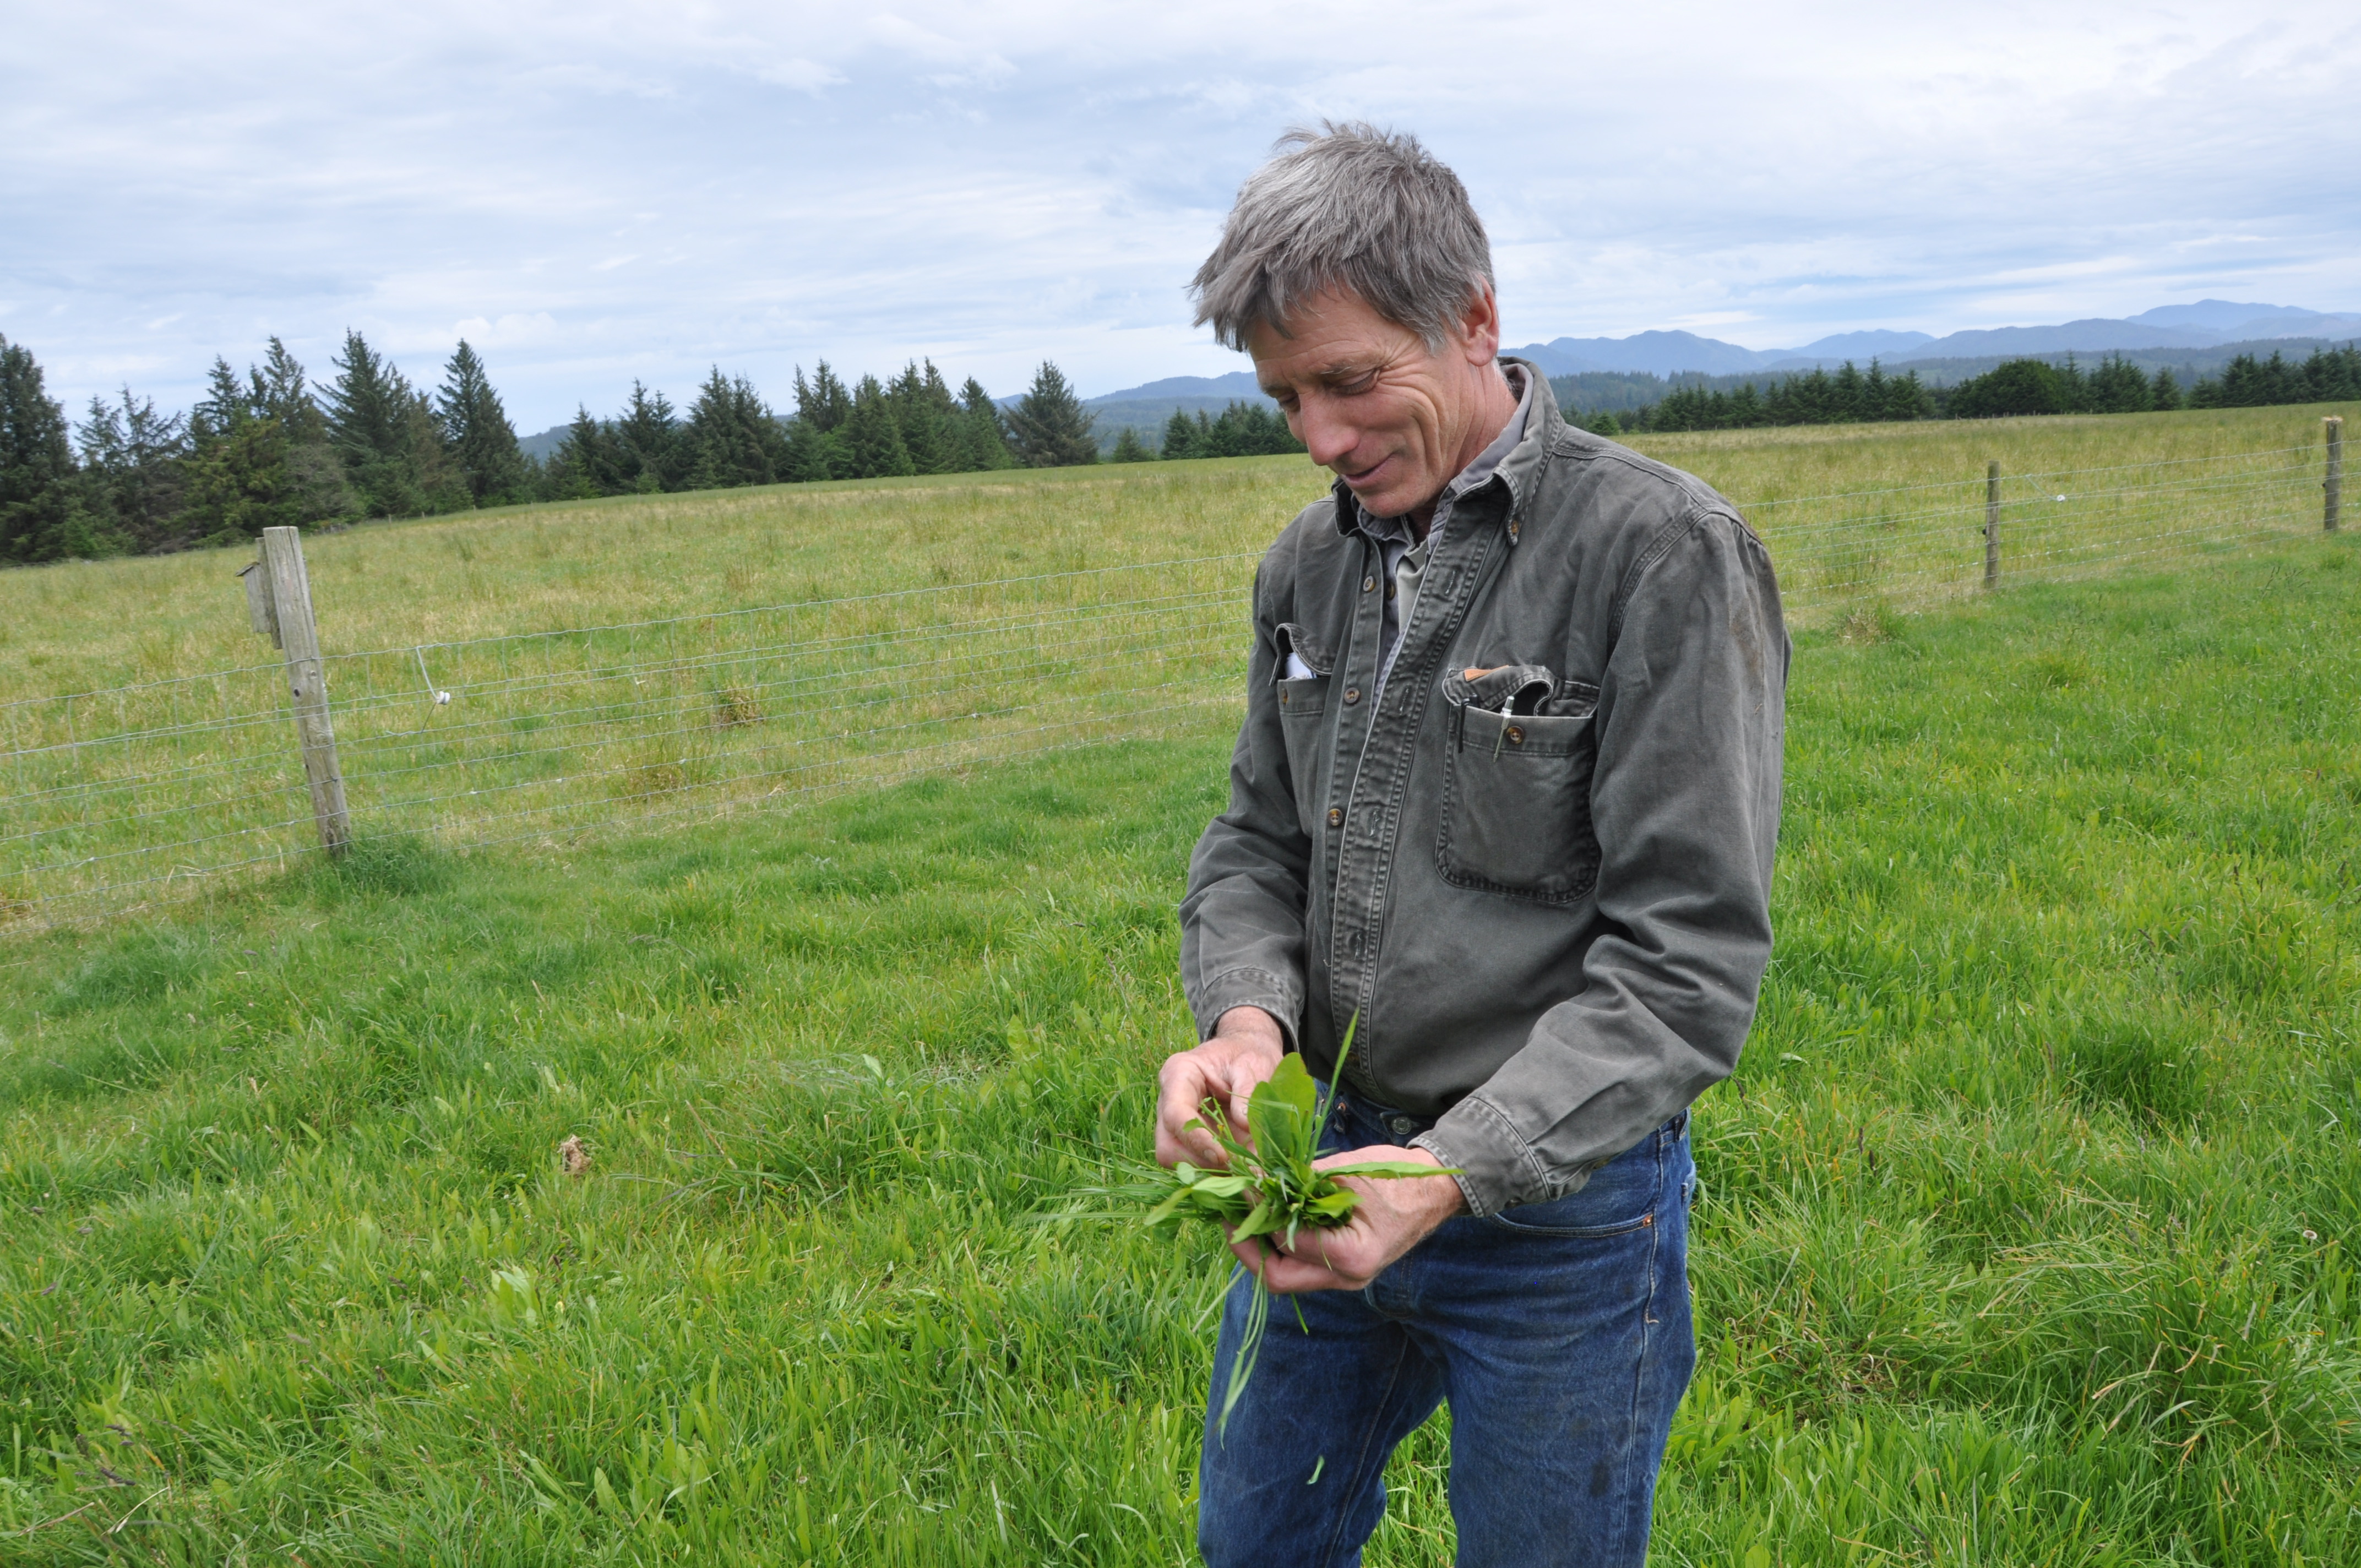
left=2327, top=417, right=2344, bottom=533
left=257, top=527, right=351, bottom=856
left=1983, top=460, right=2001, bottom=589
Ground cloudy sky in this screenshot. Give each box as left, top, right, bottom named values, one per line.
left=6, top=1, right=2357, bottom=431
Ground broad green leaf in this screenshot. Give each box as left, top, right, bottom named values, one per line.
left=1324, top=1159, right=1461, bottom=1180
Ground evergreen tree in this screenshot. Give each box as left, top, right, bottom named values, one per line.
left=885, top=360, right=961, bottom=473
left=2085, top=354, right=2153, bottom=414
left=783, top=418, right=845, bottom=483
left=548, top=406, right=621, bottom=497
left=1005, top=361, right=1097, bottom=467
left=956, top=377, right=1014, bottom=470
left=2151, top=368, right=2183, bottom=412
left=613, top=381, right=686, bottom=492
left=176, top=348, right=353, bottom=541
left=686, top=368, right=788, bottom=488
left=793, top=362, right=852, bottom=433
left=0, top=335, right=106, bottom=563
left=1946, top=358, right=2074, bottom=418
left=437, top=340, right=533, bottom=505
left=402, top=388, right=469, bottom=511
left=2304, top=344, right=2361, bottom=400
left=77, top=389, right=190, bottom=554
left=1109, top=427, right=1155, bottom=462
left=256, top=337, right=326, bottom=442
left=323, top=330, right=439, bottom=516
left=1161, top=409, right=1199, bottom=460
left=249, top=338, right=352, bottom=524
left=841, top=375, right=916, bottom=478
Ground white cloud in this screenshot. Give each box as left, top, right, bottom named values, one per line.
left=3, top=1, right=2357, bottom=426
left=753, top=58, right=845, bottom=93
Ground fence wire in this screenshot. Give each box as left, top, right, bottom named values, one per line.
left=1, top=440, right=2338, bottom=930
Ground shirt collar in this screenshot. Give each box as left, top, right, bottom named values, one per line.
left=1339, top=361, right=1533, bottom=545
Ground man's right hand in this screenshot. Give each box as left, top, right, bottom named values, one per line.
left=1155, top=1006, right=1288, bottom=1170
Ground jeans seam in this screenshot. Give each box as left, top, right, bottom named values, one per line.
left=1319, top=1334, right=1420, bottom=1568
left=1620, top=1136, right=1666, bottom=1532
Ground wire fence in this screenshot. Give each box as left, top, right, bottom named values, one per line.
left=1, top=439, right=2340, bottom=931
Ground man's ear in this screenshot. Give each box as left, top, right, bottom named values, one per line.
left=1454, top=283, right=1503, bottom=368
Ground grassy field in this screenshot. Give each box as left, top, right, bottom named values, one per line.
left=0, top=401, right=2348, bottom=697
left=3, top=402, right=2350, bottom=932
left=2, top=524, right=2358, bottom=1562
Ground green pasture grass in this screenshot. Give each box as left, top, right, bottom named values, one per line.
left=7, top=402, right=2352, bottom=932
left=2, top=402, right=2350, bottom=700
left=3, top=535, right=2359, bottom=1562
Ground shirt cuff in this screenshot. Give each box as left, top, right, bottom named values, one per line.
left=1409, top=1095, right=1562, bottom=1217
left=1186, top=966, right=1301, bottom=1052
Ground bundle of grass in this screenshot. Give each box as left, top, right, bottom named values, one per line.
left=1062, top=1019, right=1452, bottom=1433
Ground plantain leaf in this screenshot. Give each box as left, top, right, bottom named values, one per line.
left=1323, top=1159, right=1462, bottom=1180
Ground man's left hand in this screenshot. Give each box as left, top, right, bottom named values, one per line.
left=1231, top=1144, right=1466, bottom=1294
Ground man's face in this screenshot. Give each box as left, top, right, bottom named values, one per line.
left=1248, top=285, right=1503, bottom=521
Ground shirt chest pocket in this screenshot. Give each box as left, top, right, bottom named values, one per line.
left=1435, top=664, right=1601, bottom=904
left=1275, top=622, right=1335, bottom=837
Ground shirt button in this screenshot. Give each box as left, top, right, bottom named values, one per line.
left=1327, top=807, right=1343, bottom=827
left=1343, top=687, right=1362, bottom=705
left=1388, top=1115, right=1415, bottom=1136
left=1363, top=576, right=1376, bottom=592
left=1505, top=725, right=1525, bottom=744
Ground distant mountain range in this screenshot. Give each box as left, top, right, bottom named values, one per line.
left=1498, top=300, right=2361, bottom=379
left=510, top=301, right=2359, bottom=462
left=1079, top=301, right=2361, bottom=409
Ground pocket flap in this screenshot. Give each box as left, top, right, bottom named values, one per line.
left=1441, top=662, right=1556, bottom=715
left=1275, top=622, right=1335, bottom=678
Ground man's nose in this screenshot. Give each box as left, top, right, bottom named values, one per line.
left=1295, top=398, right=1359, bottom=469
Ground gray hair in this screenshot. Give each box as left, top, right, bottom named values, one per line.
left=1189, top=122, right=1494, bottom=352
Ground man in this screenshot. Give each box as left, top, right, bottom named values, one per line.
left=1160, top=124, right=1787, bottom=1566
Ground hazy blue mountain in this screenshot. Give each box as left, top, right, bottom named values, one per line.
left=1086, top=371, right=1267, bottom=404
left=1511, top=303, right=2358, bottom=378
left=1894, top=318, right=2222, bottom=358
left=1508, top=330, right=1777, bottom=377
left=1780, top=329, right=1934, bottom=361
left=1513, top=327, right=1936, bottom=377
left=2218, top=310, right=2361, bottom=341
left=2131, top=300, right=2321, bottom=331
left=520, top=424, right=568, bottom=461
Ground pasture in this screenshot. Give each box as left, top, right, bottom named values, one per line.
left=1, top=408, right=2358, bottom=1562
left=3, top=402, right=2346, bottom=932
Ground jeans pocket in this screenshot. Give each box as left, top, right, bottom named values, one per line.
left=1435, top=670, right=1600, bottom=904
left=1482, top=1130, right=1662, bottom=1237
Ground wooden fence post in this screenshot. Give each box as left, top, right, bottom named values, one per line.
left=2328, top=417, right=2344, bottom=533
left=259, top=527, right=352, bottom=856
left=1984, top=461, right=2001, bottom=589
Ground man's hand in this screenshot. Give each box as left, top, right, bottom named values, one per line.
left=1233, top=1145, right=1466, bottom=1294
left=1155, top=1006, right=1287, bottom=1170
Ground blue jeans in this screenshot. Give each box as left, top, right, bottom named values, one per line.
left=1197, top=1091, right=1696, bottom=1567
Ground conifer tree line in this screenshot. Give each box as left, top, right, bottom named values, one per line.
left=1565, top=344, right=2361, bottom=436
left=0, top=333, right=1117, bottom=565
left=1110, top=401, right=1305, bottom=462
